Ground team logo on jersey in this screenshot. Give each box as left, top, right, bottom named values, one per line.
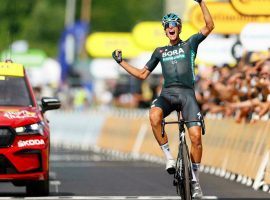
left=162, top=48, right=185, bottom=62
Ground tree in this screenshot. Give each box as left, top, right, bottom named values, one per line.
left=91, top=0, right=164, bottom=32
left=0, top=0, right=164, bottom=57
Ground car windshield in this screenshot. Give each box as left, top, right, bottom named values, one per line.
left=0, top=76, right=33, bottom=106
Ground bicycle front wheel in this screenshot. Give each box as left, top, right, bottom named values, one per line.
left=182, top=143, right=192, bottom=200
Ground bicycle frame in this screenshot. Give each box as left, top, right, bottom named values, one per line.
left=161, top=110, right=206, bottom=138
left=161, top=110, right=203, bottom=200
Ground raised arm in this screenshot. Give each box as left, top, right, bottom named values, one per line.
left=197, top=0, right=214, bottom=36
left=119, top=60, right=151, bottom=80
left=112, top=50, right=151, bottom=80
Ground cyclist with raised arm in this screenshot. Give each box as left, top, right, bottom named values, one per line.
left=112, top=0, right=214, bottom=198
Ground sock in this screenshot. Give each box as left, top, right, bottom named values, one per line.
left=192, top=163, right=200, bottom=182
left=160, top=143, right=173, bottom=160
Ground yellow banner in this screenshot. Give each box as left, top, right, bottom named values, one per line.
left=86, top=23, right=199, bottom=58
left=0, top=62, right=24, bottom=77
left=230, top=0, right=270, bottom=16
left=132, top=21, right=198, bottom=51
left=85, top=32, right=142, bottom=58
left=181, top=22, right=199, bottom=40
left=189, top=2, right=270, bottom=34
left=132, top=22, right=167, bottom=51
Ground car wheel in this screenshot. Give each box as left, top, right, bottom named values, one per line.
left=12, top=180, right=26, bottom=187
left=26, top=179, right=49, bottom=196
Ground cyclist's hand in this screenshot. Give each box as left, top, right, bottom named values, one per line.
left=112, top=49, right=123, bottom=64
left=194, top=0, right=202, bottom=3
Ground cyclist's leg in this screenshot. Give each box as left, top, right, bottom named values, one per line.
left=187, top=125, right=203, bottom=198
left=149, top=107, right=167, bottom=144
left=181, top=90, right=203, bottom=162
left=187, top=126, right=202, bottom=163
left=149, top=96, right=175, bottom=173
left=187, top=126, right=202, bottom=182
left=182, top=90, right=203, bottom=198
left=149, top=96, right=172, bottom=145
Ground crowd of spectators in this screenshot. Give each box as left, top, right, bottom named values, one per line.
left=50, top=49, right=269, bottom=124
left=98, top=49, right=269, bottom=123
left=195, top=50, right=270, bottom=123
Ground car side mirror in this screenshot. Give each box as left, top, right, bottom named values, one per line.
left=41, top=97, right=61, bottom=113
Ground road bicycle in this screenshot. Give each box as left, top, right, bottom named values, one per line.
left=161, top=110, right=205, bottom=200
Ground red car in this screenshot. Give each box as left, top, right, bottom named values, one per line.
left=0, top=61, right=60, bottom=196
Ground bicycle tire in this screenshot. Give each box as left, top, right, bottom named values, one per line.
left=174, top=150, right=181, bottom=195
left=174, top=143, right=191, bottom=200
left=182, top=142, right=192, bottom=200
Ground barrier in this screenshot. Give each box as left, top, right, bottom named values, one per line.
left=265, top=151, right=270, bottom=184
left=96, top=111, right=270, bottom=190
left=48, top=110, right=106, bottom=149
left=202, top=119, right=270, bottom=181
left=48, top=109, right=270, bottom=191
left=97, top=115, right=143, bottom=153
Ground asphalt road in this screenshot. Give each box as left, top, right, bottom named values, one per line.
left=0, top=148, right=269, bottom=200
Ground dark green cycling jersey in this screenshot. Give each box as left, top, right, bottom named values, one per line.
left=146, top=32, right=206, bottom=89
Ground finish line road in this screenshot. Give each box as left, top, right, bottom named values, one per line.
left=0, top=196, right=217, bottom=199
left=0, top=149, right=269, bottom=199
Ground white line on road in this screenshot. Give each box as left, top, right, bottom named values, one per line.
left=0, top=196, right=218, bottom=200
left=132, top=123, right=148, bottom=158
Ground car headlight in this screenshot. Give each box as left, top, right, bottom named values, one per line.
left=15, top=122, right=45, bottom=136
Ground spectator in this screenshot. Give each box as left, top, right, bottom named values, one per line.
left=195, top=50, right=270, bottom=123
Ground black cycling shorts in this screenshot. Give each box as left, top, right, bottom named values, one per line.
left=151, top=86, right=203, bottom=128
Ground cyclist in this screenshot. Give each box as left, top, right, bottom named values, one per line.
left=112, top=0, right=214, bottom=198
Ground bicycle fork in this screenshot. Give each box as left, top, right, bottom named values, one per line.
left=174, top=130, right=193, bottom=193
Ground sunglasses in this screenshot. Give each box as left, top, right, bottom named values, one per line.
left=164, top=21, right=180, bottom=29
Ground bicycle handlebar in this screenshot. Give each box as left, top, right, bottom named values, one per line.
left=161, top=119, right=206, bottom=136
left=163, top=120, right=199, bottom=124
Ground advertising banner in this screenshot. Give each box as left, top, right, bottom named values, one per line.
left=132, top=22, right=198, bottom=51
left=189, top=2, right=270, bottom=34
left=132, top=22, right=167, bottom=51
left=85, top=32, right=142, bottom=58
left=197, top=35, right=238, bottom=65
left=1, top=49, right=46, bottom=68
left=230, top=0, right=270, bottom=16
left=240, top=23, right=270, bottom=51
